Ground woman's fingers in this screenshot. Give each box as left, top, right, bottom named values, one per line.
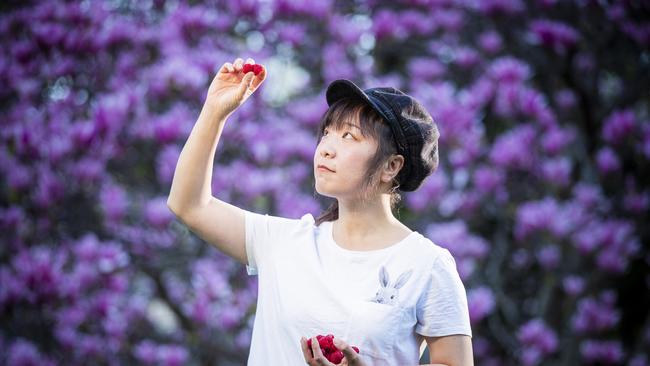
left=311, top=337, right=330, bottom=365
left=219, top=62, right=234, bottom=73
left=300, top=337, right=314, bottom=364
left=333, top=338, right=362, bottom=365
left=233, top=58, right=244, bottom=71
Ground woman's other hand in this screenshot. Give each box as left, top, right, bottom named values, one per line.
left=300, top=336, right=368, bottom=366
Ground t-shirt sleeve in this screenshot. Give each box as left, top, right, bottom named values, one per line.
left=415, top=250, right=473, bottom=338
left=244, top=210, right=313, bottom=276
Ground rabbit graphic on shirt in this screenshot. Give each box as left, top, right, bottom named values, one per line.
left=371, top=265, right=413, bottom=306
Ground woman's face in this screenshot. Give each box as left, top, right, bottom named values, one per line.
left=313, top=120, right=378, bottom=200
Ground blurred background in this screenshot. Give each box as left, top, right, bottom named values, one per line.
left=1, top=0, right=649, bottom=365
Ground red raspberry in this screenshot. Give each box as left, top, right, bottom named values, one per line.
left=242, top=63, right=262, bottom=75
left=329, top=350, right=344, bottom=364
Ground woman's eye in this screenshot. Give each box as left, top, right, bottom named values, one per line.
left=343, top=132, right=354, bottom=139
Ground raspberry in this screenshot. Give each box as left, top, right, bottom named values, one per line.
left=306, top=334, right=360, bottom=364
left=242, top=63, right=262, bottom=75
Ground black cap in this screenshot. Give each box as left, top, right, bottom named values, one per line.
left=325, top=79, right=440, bottom=192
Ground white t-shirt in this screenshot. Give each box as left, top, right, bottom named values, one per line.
left=244, top=210, right=472, bottom=366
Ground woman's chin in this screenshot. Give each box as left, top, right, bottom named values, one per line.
left=314, top=184, right=335, bottom=198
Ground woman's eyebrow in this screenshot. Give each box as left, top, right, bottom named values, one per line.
left=342, top=122, right=362, bottom=131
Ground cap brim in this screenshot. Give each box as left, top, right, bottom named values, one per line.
left=325, top=79, right=393, bottom=124
left=326, top=79, right=371, bottom=107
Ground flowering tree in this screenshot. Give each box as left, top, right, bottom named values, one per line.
left=1, top=0, right=648, bottom=365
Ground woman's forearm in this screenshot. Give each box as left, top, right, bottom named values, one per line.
left=167, top=105, right=228, bottom=215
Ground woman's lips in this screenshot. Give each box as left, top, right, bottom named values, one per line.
left=317, top=165, right=335, bottom=172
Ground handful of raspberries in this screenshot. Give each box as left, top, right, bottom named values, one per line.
left=307, top=334, right=360, bottom=364
left=242, top=63, right=263, bottom=75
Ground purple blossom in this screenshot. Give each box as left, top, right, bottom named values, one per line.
left=235, top=327, right=253, bottom=350
left=536, top=245, right=560, bottom=270
left=286, top=95, right=328, bottom=127
left=13, top=246, right=67, bottom=303
left=158, top=344, right=189, bottom=366
left=32, top=165, right=65, bottom=209
left=192, top=258, right=233, bottom=301
left=562, top=275, right=585, bottom=296
left=572, top=183, right=603, bottom=210
left=70, top=157, right=104, bottom=185
left=274, top=0, right=332, bottom=20
left=517, top=318, right=558, bottom=365
left=571, top=222, right=605, bottom=254
left=517, top=87, right=555, bottom=126
left=460, top=77, right=496, bottom=110
left=621, top=20, right=650, bottom=46
left=321, top=43, right=356, bottom=81
left=596, top=147, right=621, bottom=174
left=149, top=56, right=207, bottom=98
left=407, top=57, right=446, bottom=80
left=275, top=190, right=321, bottom=219
left=151, top=104, right=193, bottom=144
left=554, top=89, right=577, bottom=110
left=7, top=339, right=55, bottom=366
left=5, top=161, right=32, bottom=191
left=156, top=144, right=181, bottom=186
left=133, top=340, right=158, bottom=365
left=144, top=196, right=175, bottom=228
left=478, top=0, right=525, bottom=16
left=488, top=57, right=531, bottom=84
left=580, top=339, right=624, bottom=364
left=478, top=30, right=503, bottom=54
left=399, top=9, right=436, bottom=35
left=467, top=286, right=496, bottom=323
left=99, top=184, right=128, bottom=222
left=425, top=220, right=489, bottom=280
left=540, top=126, right=576, bottom=155
left=454, top=47, right=480, bottom=69
left=489, top=124, right=537, bottom=170
left=602, top=109, right=636, bottom=144
left=514, top=197, right=577, bottom=241
left=372, top=9, right=407, bottom=40
left=431, top=9, right=465, bottom=33
left=328, top=14, right=365, bottom=46
left=624, top=189, right=649, bottom=214
left=217, top=304, right=242, bottom=330
left=541, top=157, right=571, bottom=187
left=405, top=170, right=448, bottom=212
left=572, top=292, right=620, bottom=333
left=530, top=19, right=579, bottom=53
left=473, top=165, right=505, bottom=194
left=277, top=23, right=307, bottom=46
left=0, top=205, right=27, bottom=235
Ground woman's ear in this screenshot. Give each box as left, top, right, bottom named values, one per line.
left=381, top=155, right=405, bottom=183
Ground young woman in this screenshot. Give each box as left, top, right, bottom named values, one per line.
left=167, top=57, right=474, bottom=366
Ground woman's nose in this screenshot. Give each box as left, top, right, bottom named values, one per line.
left=320, top=142, right=335, bottom=158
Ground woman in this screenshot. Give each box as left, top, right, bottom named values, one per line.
left=167, top=57, right=474, bottom=366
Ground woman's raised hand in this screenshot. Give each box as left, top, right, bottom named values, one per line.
left=204, top=57, right=266, bottom=118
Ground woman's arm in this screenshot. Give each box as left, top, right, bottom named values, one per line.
left=166, top=58, right=266, bottom=265
left=422, top=334, right=474, bottom=366
left=167, top=104, right=228, bottom=213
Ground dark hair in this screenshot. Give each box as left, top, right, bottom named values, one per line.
left=313, top=98, right=403, bottom=226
